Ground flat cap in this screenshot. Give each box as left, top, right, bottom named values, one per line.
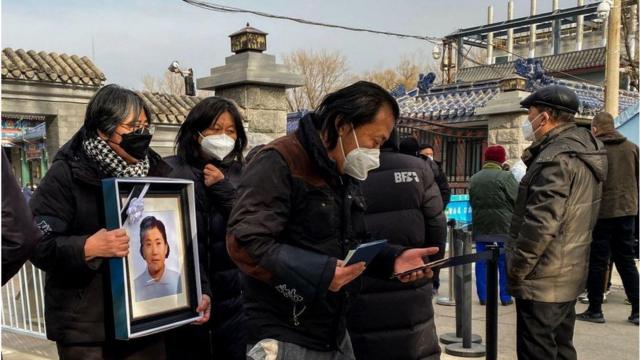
left=520, top=85, right=580, bottom=114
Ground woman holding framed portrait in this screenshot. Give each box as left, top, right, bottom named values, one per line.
left=28, top=84, right=211, bottom=360
left=164, top=97, right=248, bottom=359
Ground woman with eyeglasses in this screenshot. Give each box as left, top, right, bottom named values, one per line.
left=164, top=97, right=248, bottom=360
left=28, top=84, right=211, bottom=360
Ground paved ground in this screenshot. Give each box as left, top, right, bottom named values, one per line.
left=1, top=332, right=56, bottom=360
left=2, top=264, right=639, bottom=359
left=436, top=263, right=640, bottom=360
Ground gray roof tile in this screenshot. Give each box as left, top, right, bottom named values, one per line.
left=1, top=47, right=106, bottom=86
left=458, top=47, right=606, bottom=83
left=137, top=91, right=203, bottom=125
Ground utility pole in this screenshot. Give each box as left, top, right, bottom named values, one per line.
left=553, top=0, right=561, bottom=54
left=604, top=0, right=621, bottom=116
left=487, top=5, right=494, bottom=64
left=444, top=40, right=454, bottom=84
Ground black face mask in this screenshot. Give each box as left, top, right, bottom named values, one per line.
left=115, top=132, right=152, bottom=160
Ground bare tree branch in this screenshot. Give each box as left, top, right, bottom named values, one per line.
left=284, top=49, right=350, bottom=111
left=140, top=71, right=187, bottom=96
left=141, top=74, right=161, bottom=93
left=360, top=68, right=401, bottom=90
left=357, top=51, right=442, bottom=90
left=163, top=71, right=185, bottom=96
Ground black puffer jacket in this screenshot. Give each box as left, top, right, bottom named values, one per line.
left=347, top=150, right=446, bottom=360
left=164, top=155, right=246, bottom=359
left=507, top=123, right=607, bottom=303
left=28, top=131, right=176, bottom=343
left=227, top=114, right=401, bottom=351
left=2, top=151, right=41, bottom=285
left=419, top=155, right=451, bottom=209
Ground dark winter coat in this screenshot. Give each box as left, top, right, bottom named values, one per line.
left=28, top=132, right=177, bottom=343
left=419, top=155, right=451, bottom=209
left=595, top=130, right=639, bottom=219
left=347, top=150, right=446, bottom=360
left=469, top=162, right=518, bottom=237
left=507, top=123, right=607, bottom=303
left=2, top=151, right=41, bottom=285
left=227, top=114, right=402, bottom=351
left=164, top=155, right=246, bottom=359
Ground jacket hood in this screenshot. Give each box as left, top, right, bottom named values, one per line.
left=577, top=147, right=608, bottom=182
left=566, top=126, right=608, bottom=182
left=597, top=130, right=627, bottom=145
left=482, top=161, right=503, bottom=170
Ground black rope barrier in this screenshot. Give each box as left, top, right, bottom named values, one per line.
left=437, top=227, right=502, bottom=360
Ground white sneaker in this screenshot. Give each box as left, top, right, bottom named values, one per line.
left=578, top=291, right=589, bottom=304
left=577, top=291, right=607, bottom=304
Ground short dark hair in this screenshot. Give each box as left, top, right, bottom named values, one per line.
left=420, top=143, right=434, bottom=151
left=592, top=111, right=615, bottom=132
left=381, top=128, right=399, bottom=151
left=175, top=96, right=247, bottom=164
left=139, top=216, right=170, bottom=259
left=399, top=137, right=419, bottom=157
left=83, top=84, right=152, bottom=138
left=535, top=105, right=575, bottom=124
left=313, top=81, right=400, bottom=150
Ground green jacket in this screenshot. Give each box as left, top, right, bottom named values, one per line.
left=596, top=130, right=639, bottom=219
left=469, top=162, right=518, bottom=237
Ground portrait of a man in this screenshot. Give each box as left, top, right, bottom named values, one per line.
left=133, top=216, right=183, bottom=302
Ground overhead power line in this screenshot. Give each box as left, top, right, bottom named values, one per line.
left=182, top=0, right=442, bottom=44
left=184, top=0, right=620, bottom=92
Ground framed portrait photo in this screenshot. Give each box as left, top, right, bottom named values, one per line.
left=102, top=177, right=202, bottom=340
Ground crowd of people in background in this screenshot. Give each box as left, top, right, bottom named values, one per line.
left=1, top=81, right=638, bottom=360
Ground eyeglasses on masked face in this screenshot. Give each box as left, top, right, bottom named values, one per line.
left=119, top=122, right=155, bottom=135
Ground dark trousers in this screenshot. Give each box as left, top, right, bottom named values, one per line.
left=57, top=336, right=165, bottom=360
left=165, top=324, right=212, bottom=360
left=515, top=299, right=577, bottom=360
left=475, top=242, right=510, bottom=303
left=586, top=216, right=639, bottom=313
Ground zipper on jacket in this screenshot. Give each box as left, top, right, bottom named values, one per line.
left=332, top=180, right=349, bottom=348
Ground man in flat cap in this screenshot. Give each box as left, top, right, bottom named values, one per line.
left=506, top=85, right=607, bottom=360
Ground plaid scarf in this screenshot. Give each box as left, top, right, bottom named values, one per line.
left=82, top=136, right=150, bottom=177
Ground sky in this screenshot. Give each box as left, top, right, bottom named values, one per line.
left=2, top=0, right=595, bottom=90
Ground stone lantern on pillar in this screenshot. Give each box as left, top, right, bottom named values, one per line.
left=197, top=23, right=304, bottom=147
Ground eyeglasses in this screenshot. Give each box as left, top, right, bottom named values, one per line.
left=120, top=122, right=155, bottom=135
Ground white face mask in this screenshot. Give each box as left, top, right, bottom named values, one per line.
left=339, top=127, right=380, bottom=181
left=522, top=113, right=543, bottom=142
left=200, top=133, right=236, bottom=160
left=427, top=155, right=434, bottom=160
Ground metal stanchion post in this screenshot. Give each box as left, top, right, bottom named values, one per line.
left=440, top=226, right=482, bottom=347
left=485, top=245, right=500, bottom=360
left=445, top=231, right=485, bottom=357
left=437, top=220, right=456, bottom=306
left=455, top=233, right=463, bottom=336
